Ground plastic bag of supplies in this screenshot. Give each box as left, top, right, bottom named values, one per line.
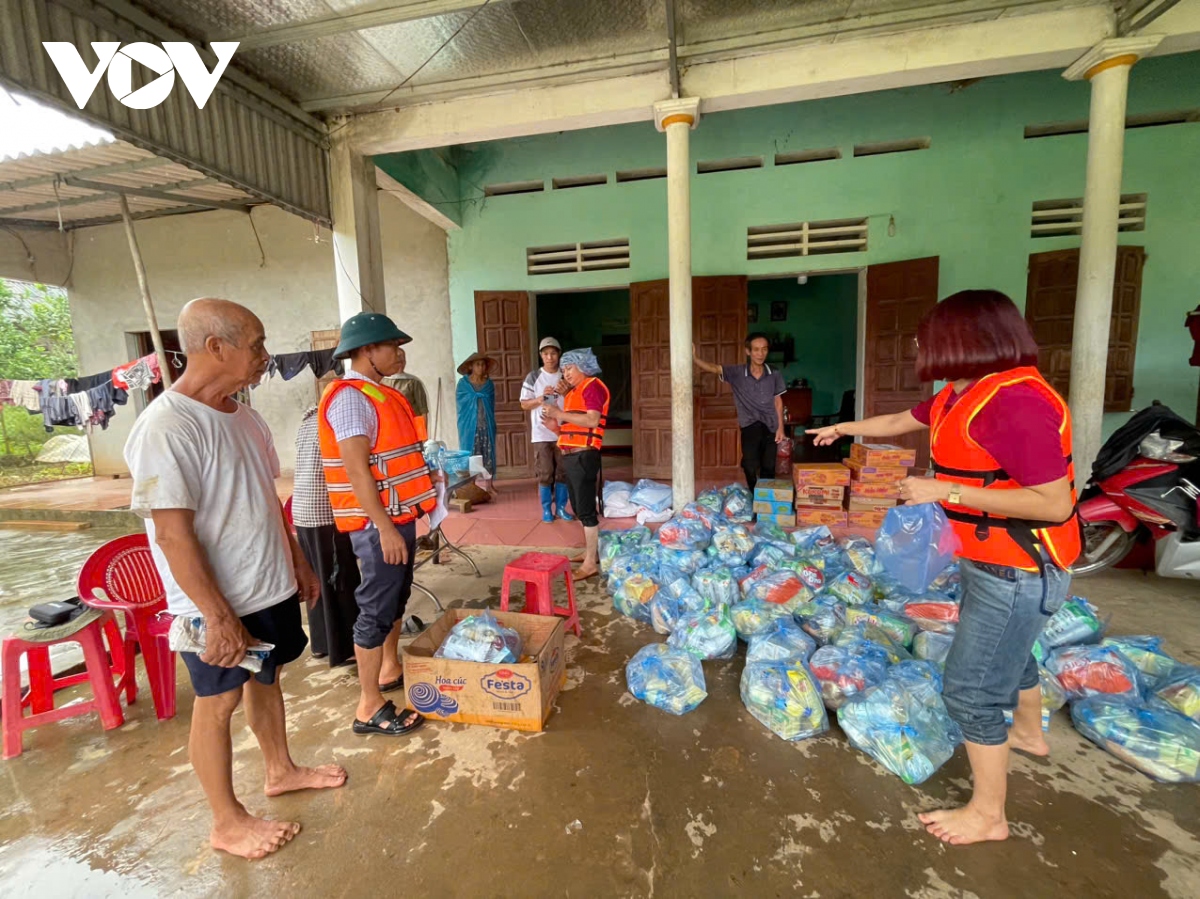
left=668, top=608, right=738, bottom=660
left=613, top=573, right=659, bottom=623
left=626, top=643, right=708, bottom=715
left=1045, top=645, right=1143, bottom=701
left=1071, top=695, right=1200, bottom=783
left=741, top=659, right=828, bottom=741
left=730, top=598, right=789, bottom=641
left=434, top=611, right=523, bottom=664
left=658, top=516, right=713, bottom=552
left=746, top=617, right=817, bottom=664
left=809, top=641, right=891, bottom=709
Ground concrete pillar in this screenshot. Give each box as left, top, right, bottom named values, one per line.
left=655, top=98, right=701, bottom=508
left=1062, top=36, right=1161, bottom=475
left=329, top=133, right=386, bottom=321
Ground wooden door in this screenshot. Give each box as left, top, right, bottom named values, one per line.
left=630, top=280, right=673, bottom=478
left=693, top=276, right=748, bottom=482
left=1025, top=246, right=1145, bottom=412
left=474, top=291, right=532, bottom=477
left=864, top=257, right=939, bottom=470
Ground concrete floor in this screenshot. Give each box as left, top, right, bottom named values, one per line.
left=2, top=547, right=1199, bottom=898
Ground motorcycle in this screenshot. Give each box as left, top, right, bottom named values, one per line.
left=1072, top=403, right=1200, bottom=577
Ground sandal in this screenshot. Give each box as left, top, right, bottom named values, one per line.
left=378, top=675, right=405, bottom=693
left=352, top=700, right=425, bottom=736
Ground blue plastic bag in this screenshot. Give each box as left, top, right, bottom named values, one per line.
left=668, top=608, right=738, bottom=660
left=782, top=558, right=826, bottom=593
left=649, top=589, right=681, bottom=635
left=696, top=487, right=725, bottom=512
left=749, top=542, right=795, bottom=568
left=434, top=611, right=523, bottom=664
left=1034, top=596, right=1106, bottom=661
left=753, top=520, right=791, bottom=547
left=839, top=537, right=882, bottom=576
left=1071, top=695, right=1200, bottom=783
left=680, top=502, right=726, bottom=530
left=613, top=573, right=658, bottom=623
left=658, top=516, right=713, bottom=551
left=730, top=598, right=789, bottom=640
left=824, top=570, right=874, bottom=606
left=692, top=567, right=739, bottom=610
left=626, top=643, right=708, bottom=715
left=658, top=547, right=707, bottom=576
left=607, top=551, right=659, bottom=593
left=832, top=624, right=912, bottom=665
left=747, top=617, right=817, bottom=664
left=741, top=659, right=828, bottom=741
left=721, top=484, right=753, bottom=522
left=710, top=524, right=756, bottom=566
left=743, top=571, right=812, bottom=612
left=794, top=596, right=847, bottom=645
left=928, top=562, right=961, bottom=600
left=838, top=671, right=963, bottom=785
left=875, top=503, right=961, bottom=594
left=809, top=641, right=891, bottom=709
left=1154, top=665, right=1200, bottom=723
left=844, top=604, right=917, bottom=649
left=1045, top=645, right=1143, bottom=701
left=913, top=630, right=955, bottom=670
left=629, top=478, right=673, bottom=513
left=1100, top=635, right=1180, bottom=683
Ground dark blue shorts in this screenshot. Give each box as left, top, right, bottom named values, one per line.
left=180, top=596, right=308, bottom=698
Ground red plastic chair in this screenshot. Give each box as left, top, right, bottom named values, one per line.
left=3, top=614, right=126, bottom=759
left=499, top=552, right=581, bottom=637
left=77, top=534, right=176, bottom=721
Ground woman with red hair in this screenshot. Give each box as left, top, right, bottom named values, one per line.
left=809, top=289, right=1080, bottom=846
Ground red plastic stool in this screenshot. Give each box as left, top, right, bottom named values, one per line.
left=499, top=552, right=581, bottom=637
left=3, top=613, right=126, bottom=760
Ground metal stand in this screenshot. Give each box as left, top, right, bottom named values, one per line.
left=409, top=472, right=483, bottom=611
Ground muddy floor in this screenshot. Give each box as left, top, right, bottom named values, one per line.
left=2, top=547, right=1199, bottom=898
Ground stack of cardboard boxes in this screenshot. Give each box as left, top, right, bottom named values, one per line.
left=753, top=479, right=797, bottom=527
left=844, top=443, right=917, bottom=528
left=791, top=463, right=851, bottom=527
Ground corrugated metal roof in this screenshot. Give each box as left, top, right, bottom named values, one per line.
left=0, top=90, right=117, bottom=161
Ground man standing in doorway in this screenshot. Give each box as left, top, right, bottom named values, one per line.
left=519, top=337, right=573, bottom=523
left=544, top=348, right=609, bottom=579
left=693, top=333, right=786, bottom=492
left=318, top=312, right=434, bottom=738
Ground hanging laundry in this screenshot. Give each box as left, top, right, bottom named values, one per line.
left=9, top=380, right=41, bottom=413
left=113, top=353, right=161, bottom=391
left=68, top=391, right=93, bottom=429
left=75, top=371, right=114, bottom=392
left=274, top=352, right=311, bottom=381
left=307, top=348, right=336, bottom=379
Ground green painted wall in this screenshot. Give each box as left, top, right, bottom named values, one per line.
left=380, top=52, right=1200, bottom=436
left=748, top=275, right=858, bottom=416
left=377, top=147, right=462, bottom=226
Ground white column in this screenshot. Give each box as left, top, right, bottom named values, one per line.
left=1063, top=36, right=1161, bottom=475
left=329, top=133, right=386, bottom=321
left=655, top=98, right=701, bottom=509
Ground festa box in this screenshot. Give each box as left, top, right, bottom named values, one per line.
left=793, top=463, right=851, bottom=488
left=756, top=511, right=797, bottom=528
left=850, top=480, right=902, bottom=499
left=402, top=609, right=566, bottom=733
left=753, top=499, right=795, bottom=516
left=849, top=443, right=917, bottom=469
left=753, top=479, right=795, bottom=503
left=844, top=459, right=908, bottom=483
left=848, top=508, right=890, bottom=529
left=795, top=506, right=848, bottom=527
left=847, top=496, right=899, bottom=511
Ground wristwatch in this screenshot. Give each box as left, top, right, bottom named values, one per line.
left=947, top=483, right=963, bottom=505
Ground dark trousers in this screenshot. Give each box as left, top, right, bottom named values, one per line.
left=348, top=522, right=418, bottom=650
left=533, top=441, right=566, bottom=487
left=562, top=449, right=602, bottom=528
left=740, top=422, right=777, bottom=493
left=295, top=524, right=361, bottom=668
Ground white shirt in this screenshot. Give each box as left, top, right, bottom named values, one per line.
left=124, top=392, right=297, bottom=618
left=520, top=368, right=563, bottom=443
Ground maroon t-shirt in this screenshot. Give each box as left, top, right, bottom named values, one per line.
left=912, top=383, right=1067, bottom=487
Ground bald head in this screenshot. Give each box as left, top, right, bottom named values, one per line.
left=178, top=298, right=260, bottom=355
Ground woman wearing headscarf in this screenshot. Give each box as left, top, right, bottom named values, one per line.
left=456, top=352, right=498, bottom=495
left=808, top=290, right=1079, bottom=846
left=543, top=348, right=609, bottom=578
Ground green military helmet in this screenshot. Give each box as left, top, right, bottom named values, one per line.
left=333, top=312, right=412, bottom=359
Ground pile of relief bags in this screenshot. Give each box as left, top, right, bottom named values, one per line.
left=617, top=498, right=1200, bottom=785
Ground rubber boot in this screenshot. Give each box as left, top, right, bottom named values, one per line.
left=555, top=483, right=575, bottom=521
left=539, top=486, right=554, bottom=523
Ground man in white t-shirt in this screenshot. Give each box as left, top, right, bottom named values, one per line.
left=519, top=336, right=572, bottom=522
left=125, top=298, right=343, bottom=861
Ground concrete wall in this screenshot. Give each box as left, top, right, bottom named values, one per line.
left=381, top=52, right=1200, bottom=438
left=0, top=227, right=72, bottom=286
left=67, top=194, right=453, bottom=476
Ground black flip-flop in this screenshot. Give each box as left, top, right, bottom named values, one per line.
left=378, top=675, right=405, bottom=693
left=352, top=700, right=424, bottom=736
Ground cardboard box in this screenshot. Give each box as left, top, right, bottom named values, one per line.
left=402, top=609, right=566, bottom=733
left=753, top=499, right=794, bottom=516
left=849, top=480, right=901, bottom=499
left=844, top=458, right=908, bottom=483
left=795, top=506, right=848, bottom=527
left=756, top=512, right=797, bottom=528
left=797, top=485, right=845, bottom=503
left=793, top=462, right=851, bottom=487
left=849, top=443, right=917, bottom=469
left=753, top=479, right=795, bottom=502
left=848, top=509, right=890, bottom=529
left=847, top=496, right=899, bottom=511
left=792, top=493, right=844, bottom=508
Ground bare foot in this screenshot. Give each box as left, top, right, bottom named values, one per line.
left=265, top=763, right=347, bottom=797
left=210, top=812, right=301, bottom=859
left=918, top=806, right=1009, bottom=846
left=1008, top=728, right=1050, bottom=758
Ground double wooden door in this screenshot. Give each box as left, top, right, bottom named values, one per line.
left=474, top=291, right=532, bottom=477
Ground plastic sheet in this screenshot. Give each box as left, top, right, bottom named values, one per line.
left=746, top=617, right=817, bottom=664
left=809, top=641, right=891, bottom=709
left=1071, top=696, right=1200, bottom=783
left=710, top=524, right=756, bottom=566
left=1035, top=597, right=1106, bottom=661
left=722, top=484, right=753, bottom=522
left=844, top=605, right=917, bottom=649
left=743, top=571, right=811, bottom=611
left=794, top=596, right=848, bottom=645
left=1154, top=666, right=1200, bottom=723
left=838, top=672, right=963, bottom=785
left=629, top=478, right=674, bottom=513
left=839, top=537, right=882, bottom=576
left=434, top=612, right=523, bottom=664
left=613, top=573, right=658, bottom=623
left=668, top=608, right=738, bottom=660
left=875, top=503, right=961, bottom=594
left=681, top=502, right=726, bottom=530
left=730, top=598, right=790, bottom=640
left=824, top=570, right=874, bottom=606
left=1045, top=645, right=1143, bottom=701
left=626, top=643, right=708, bottom=716
left=741, top=659, right=828, bottom=741
left=658, top=516, right=713, bottom=551
left=913, top=630, right=955, bottom=670
left=1100, top=636, right=1180, bottom=683
left=902, top=596, right=960, bottom=635
left=692, top=567, right=740, bottom=611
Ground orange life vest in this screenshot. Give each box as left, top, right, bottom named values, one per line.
left=317, top=378, right=436, bottom=533
left=929, top=366, right=1082, bottom=572
left=557, top=377, right=610, bottom=451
